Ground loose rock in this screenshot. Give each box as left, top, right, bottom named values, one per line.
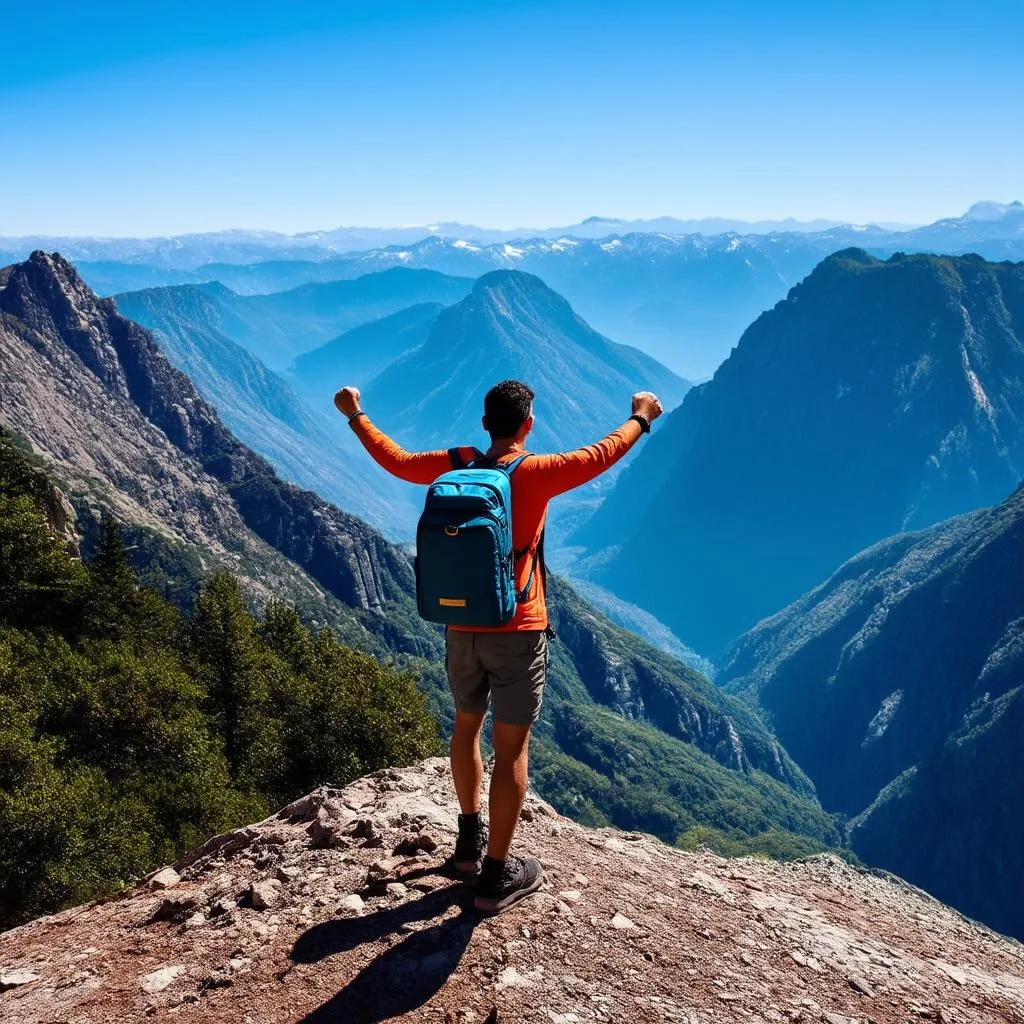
left=848, top=976, right=875, bottom=997
left=140, top=965, right=186, bottom=993
left=338, top=894, right=365, bottom=915
left=146, top=867, right=181, bottom=890
left=0, top=969, right=40, bottom=991
left=250, top=880, right=282, bottom=911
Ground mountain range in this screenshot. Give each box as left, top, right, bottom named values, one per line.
left=0, top=251, right=834, bottom=855
left=0, top=212, right=889, bottom=268
left=4, top=200, right=1019, bottom=271
left=721, top=481, right=1024, bottom=939
left=577, top=248, right=1024, bottom=656
left=23, top=201, right=1023, bottom=381
left=115, top=269, right=688, bottom=538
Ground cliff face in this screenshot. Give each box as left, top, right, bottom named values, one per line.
left=0, top=251, right=431, bottom=649
left=721, top=484, right=1024, bottom=938
left=2, top=759, right=1022, bottom=1024
left=580, top=249, right=1024, bottom=656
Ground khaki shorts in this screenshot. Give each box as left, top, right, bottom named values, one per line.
left=445, top=629, right=548, bottom=726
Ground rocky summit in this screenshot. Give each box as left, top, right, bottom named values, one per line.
left=2, top=760, right=1022, bottom=1024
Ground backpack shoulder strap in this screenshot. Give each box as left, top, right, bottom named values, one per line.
left=502, top=453, right=531, bottom=476
left=515, top=526, right=545, bottom=604
left=449, top=447, right=485, bottom=469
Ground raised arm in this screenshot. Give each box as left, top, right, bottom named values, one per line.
left=528, top=391, right=664, bottom=498
left=335, top=386, right=452, bottom=485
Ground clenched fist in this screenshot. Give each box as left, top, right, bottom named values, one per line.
left=334, top=386, right=362, bottom=418
left=631, top=391, right=664, bottom=424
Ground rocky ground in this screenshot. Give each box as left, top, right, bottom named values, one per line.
left=1, top=758, right=1022, bottom=1024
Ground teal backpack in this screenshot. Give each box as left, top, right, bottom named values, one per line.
left=415, top=449, right=541, bottom=627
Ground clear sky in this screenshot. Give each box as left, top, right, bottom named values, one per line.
left=2, top=0, right=1022, bottom=236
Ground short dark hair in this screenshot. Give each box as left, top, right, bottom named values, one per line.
left=484, top=379, right=535, bottom=439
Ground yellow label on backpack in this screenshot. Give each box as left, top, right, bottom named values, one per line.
left=439, top=598, right=467, bottom=608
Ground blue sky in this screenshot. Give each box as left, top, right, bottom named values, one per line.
left=2, top=0, right=1022, bottom=236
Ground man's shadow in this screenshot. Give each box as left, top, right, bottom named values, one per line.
left=291, top=874, right=480, bottom=1023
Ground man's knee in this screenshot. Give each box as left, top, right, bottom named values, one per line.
left=492, top=720, right=532, bottom=767
left=452, top=710, right=486, bottom=744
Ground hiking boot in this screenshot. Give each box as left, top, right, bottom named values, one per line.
left=474, top=855, right=544, bottom=915
left=452, top=814, right=487, bottom=880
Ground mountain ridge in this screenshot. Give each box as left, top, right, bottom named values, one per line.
left=113, top=283, right=423, bottom=534
left=578, top=247, right=1024, bottom=655
left=720, top=480, right=1024, bottom=938
left=190, top=267, right=475, bottom=369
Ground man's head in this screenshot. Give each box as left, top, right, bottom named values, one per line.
left=483, top=379, right=535, bottom=442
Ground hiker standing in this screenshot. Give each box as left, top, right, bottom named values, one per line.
left=336, top=380, right=663, bottom=913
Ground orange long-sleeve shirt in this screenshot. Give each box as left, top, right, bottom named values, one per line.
left=350, top=413, right=644, bottom=631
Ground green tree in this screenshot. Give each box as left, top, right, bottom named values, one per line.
left=186, top=574, right=286, bottom=798
left=0, top=461, right=86, bottom=631
left=82, top=516, right=179, bottom=649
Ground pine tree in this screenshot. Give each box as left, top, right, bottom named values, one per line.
left=186, top=575, right=285, bottom=796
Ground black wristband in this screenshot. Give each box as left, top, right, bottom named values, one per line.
left=347, top=410, right=367, bottom=426
left=630, top=413, right=651, bottom=434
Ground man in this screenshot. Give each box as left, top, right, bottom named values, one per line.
left=335, top=380, right=663, bottom=914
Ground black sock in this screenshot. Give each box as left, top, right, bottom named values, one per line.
left=482, top=855, right=506, bottom=874
left=458, top=812, right=481, bottom=833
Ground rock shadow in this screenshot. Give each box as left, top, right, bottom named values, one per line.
left=292, top=882, right=479, bottom=1023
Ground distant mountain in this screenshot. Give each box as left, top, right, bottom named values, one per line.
left=233, top=233, right=859, bottom=379
left=290, top=302, right=442, bottom=399
left=0, top=214, right=879, bottom=269
left=361, top=270, right=691, bottom=455
left=113, top=284, right=422, bottom=534
left=579, top=249, right=1024, bottom=656
left=555, top=214, right=879, bottom=236
left=192, top=268, right=474, bottom=369
left=46, top=202, right=1024, bottom=381
left=721, top=482, right=1024, bottom=939
left=897, top=200, right=1024, bottom=251
left=0, top=251, right=833, bottom=852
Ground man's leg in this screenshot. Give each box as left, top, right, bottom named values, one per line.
left=450, top=709, right=486, bottom=814
left=487, top=720, right=532, bottom=860
left=445, top=630, right=491, bottom=877
left=473, top=631, right=547, bottom=914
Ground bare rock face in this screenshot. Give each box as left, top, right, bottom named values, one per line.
left=2, top=759, right=1022, bottom=1024
left=0, top=252, right=434, bottom=650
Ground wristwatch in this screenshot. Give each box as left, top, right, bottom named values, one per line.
left=348, top=410, right=367, bottom=425
left=630, top=413, right=651, bottom=434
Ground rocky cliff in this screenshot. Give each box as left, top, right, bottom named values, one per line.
left=2, top=759, right=1022, bottom=1024
left=0, top=251, right=432, bottom=652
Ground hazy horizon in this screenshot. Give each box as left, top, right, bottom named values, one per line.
left=0, top=210, right=930, bottom=242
